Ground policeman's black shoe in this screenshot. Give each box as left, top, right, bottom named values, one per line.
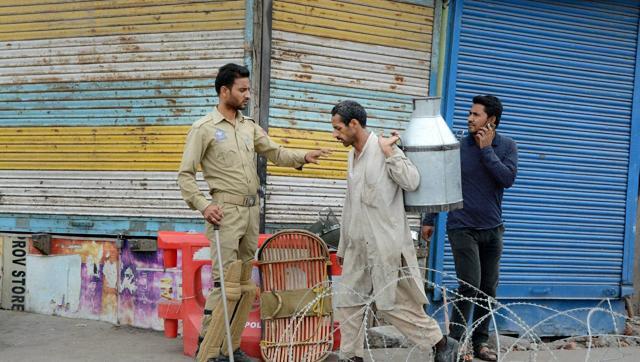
left=434, top=336, right=459, bottom=362
left=232, top=349, right=254, bottom=362
left=213, top=349, right=253, bottom=362
left=338, top=357, right=364, bottom=362
left=195, top=336, right=204, bottom=359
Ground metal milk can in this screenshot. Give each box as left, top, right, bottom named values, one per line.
left=403, top=97, right=463, bottom=212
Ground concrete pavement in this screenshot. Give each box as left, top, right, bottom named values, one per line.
left=0, top=310, right=191, bottom=362
left=2, top=310, right=640, bottom=361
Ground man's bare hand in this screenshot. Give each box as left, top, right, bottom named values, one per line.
left=378, top=130, right=400, bottom=157
left=474, top=123, right=495, bottom=149
left=421, top=225, right=434, bottom=252
left=305, top=149, right=332, bottom=164
left=337, top=256, right=343, bottom=266
left=421, top=225, right=434, bottom=241
left=202, top=204, right=223, bottom=225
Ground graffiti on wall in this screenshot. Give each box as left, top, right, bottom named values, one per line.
left=26, top=237, right=119, bottom=323
left=118, top=238, right=179, bottom=330
left=2, top=233, right=221, bottom=334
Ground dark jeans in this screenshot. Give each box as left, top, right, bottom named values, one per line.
left=447, top=226, right=504, bottom=347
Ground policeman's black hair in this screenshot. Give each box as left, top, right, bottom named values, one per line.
left=215, top=63, right=250, bottom=95
left=331, top=100, right=367, bottom=127
left=473, top=94, right=503, bottom=127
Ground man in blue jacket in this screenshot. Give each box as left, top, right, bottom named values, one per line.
left=422, top=95, right=518, bottom=361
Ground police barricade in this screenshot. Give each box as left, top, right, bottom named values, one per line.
left=257, top=230, right=335, bottom=362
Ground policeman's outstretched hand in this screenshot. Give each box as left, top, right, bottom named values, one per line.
left=305, top=148, right=331, bottom=164
left=203, top=204, right=224, bottom=225
left=378, top=130, right=400, bottom=157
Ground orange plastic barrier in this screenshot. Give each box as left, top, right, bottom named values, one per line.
left=157, top=231, right=268, bottom=358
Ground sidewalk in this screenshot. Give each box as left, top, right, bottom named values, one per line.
left=0, top=310, right=190, bottom=362
left=2, top=310, right=639, bottom=361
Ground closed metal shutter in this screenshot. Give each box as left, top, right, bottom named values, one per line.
left=439, top=0, right=640, bottom=299
left=0, top=1, right=247, bottom=235
left=265, top=0, right=435, bottom=228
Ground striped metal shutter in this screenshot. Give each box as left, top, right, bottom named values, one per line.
left=439, top=0, right=640, bottom=299
left=264, top=0, right=435, bottom=229
left=0, top=1, right=247, bottom=235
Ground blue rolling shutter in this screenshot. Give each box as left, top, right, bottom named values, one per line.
left=440, top=0, right=640, bottom=299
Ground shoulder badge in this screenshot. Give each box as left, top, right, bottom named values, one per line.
left=193, top=113, right=214, bottom=128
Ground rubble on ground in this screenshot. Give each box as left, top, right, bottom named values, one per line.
left=365, top=318, right=640, bottom=351
left=485, top=318, right=640, bottom=352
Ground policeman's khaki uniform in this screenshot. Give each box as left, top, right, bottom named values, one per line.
left=177, top=107, right=307, bottom=356
left=336, top=133, right=443, bottom=359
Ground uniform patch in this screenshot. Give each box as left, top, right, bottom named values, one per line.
left=215, top=128, right=226, bottom=142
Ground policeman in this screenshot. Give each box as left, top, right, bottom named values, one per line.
left=178, top=63, right=330, bottom=361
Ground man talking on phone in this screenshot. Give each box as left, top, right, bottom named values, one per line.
left=422, top=95, right=518, bottom=361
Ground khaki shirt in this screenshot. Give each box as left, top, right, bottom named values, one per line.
left=178, top=107, right=307, bottom=212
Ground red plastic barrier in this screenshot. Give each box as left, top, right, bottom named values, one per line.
left=329, top=252, right=342, bottom=276
left=157, top=231, right=211, bottom=357
left=157, top=231, right=341, bottom=360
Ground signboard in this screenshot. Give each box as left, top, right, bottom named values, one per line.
left=1, top=235, right=28, bottom=311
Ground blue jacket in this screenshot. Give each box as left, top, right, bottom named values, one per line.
left=423, top=132, right=518, bottom=230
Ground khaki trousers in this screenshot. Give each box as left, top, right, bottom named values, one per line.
left=201, top=202, right=260, bottom=335
left=336, top=278, right=443, bottom=359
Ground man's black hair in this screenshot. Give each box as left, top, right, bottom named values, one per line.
left=215, top=63, right=250, bottom=95
left=331, top=100, right=367, bottom=127
left=473, top=94, right=503, bottom=127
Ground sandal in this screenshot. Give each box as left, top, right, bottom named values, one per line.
left=474, top=343, right=498, bottom=362
left=460, top=351, right=473, bottom=361
left=459, top=343, right=473, bottom=361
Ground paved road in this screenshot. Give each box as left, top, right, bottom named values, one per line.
left=0, top=310, right=191, bottom=362
left=1, top=310, right=639, bottom=361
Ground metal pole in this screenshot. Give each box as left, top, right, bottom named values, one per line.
left=214, top=224, right=235, bottom=362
